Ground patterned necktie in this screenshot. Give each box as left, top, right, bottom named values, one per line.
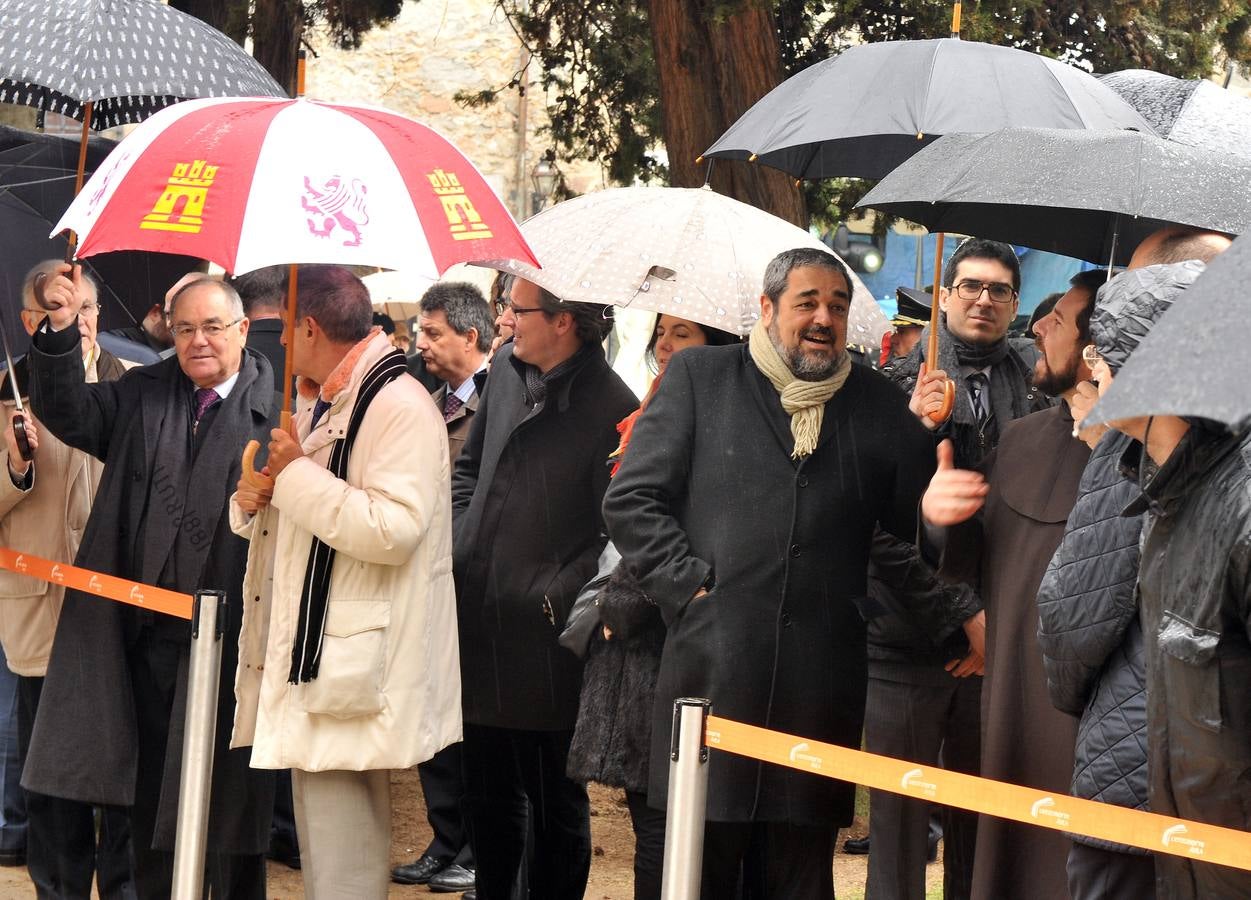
left=966, top=372, right=989, bottom=428
left=443, top=392, right=464, bottom=423
left=192, top=387, right=219, bottom=434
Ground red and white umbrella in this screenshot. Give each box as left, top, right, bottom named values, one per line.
left=53, top=96, right=538, bottom=276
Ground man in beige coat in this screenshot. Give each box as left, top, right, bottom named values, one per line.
left=231, top=265, right=461, bottom=899
left=0, top=261, right=133, bottom=897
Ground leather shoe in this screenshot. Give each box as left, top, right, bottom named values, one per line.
left=927, top=829, right=941, bottom=863
left=391, top=854, right=449, bottom=885
left=463, top=893, right=476, bottom=900
left=843, top=835, right=869, bottom=855
left=266, top=836, right=300, bottom=870
left=0, top=847, right=25, bottom=867
left=429, top=863, right=476, bottom=892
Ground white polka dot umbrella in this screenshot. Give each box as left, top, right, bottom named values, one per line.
left=475, top=185, right=890, bottom=344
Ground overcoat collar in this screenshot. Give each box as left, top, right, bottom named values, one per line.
left=745, top=347, right=858, bottom=466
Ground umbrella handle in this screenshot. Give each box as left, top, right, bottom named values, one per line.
left=240, top=439, right=274, bottom=491
left=928, top=379, right=955, bottom=425
left=12, top=415, right=32, bottom=463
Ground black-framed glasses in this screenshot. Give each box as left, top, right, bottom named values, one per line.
left=953, top=280, right=1017, bottom=304
left=170, top=317, right=243, bottom=341
left=508, top=304, right=548, bottom=317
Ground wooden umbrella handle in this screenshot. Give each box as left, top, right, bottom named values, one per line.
left=927, top=232, right=955, bottom=425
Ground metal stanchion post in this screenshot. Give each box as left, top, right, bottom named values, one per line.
left=661, top=697, right=712, bottom=900
left=171, top=589, right=228, bottom=900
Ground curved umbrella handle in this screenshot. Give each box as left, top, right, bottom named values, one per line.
left=240, top=439, right=274, bottom=491
left=928, top=379, right=955, bottom=425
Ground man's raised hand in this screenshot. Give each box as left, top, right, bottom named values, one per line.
left=921, top=440, right=987, bottom=526
left=909, top=363, right=950, bottom=430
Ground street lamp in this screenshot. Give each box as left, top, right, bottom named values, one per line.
left=530, top=149, right=562, bottom=213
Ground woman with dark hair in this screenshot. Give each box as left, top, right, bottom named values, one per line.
left=566, top=313, right=737, bottom=900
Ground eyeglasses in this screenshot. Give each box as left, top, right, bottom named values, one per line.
left=953, top=280, right=1018, bottom=304
left=508, top=304, right=548, bottom=317
left=170, top=318, right=242, bottom=341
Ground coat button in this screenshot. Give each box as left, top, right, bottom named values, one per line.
left=790, top=544, right=801, bottom=557
left=781, top=612, right=793, bottom=626
left=797, top=475, right=809, bottom=487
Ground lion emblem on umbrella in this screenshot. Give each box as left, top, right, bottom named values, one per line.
left=302, top=175, right=369, bottom=247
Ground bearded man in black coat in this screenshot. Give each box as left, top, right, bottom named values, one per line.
left=22, top=270, right=276, bottom=899
left=604, top=248, right=937, bottom=899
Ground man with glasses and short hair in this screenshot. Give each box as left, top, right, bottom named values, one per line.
left=21, top=267, right=277, bottom=899
left=860, top=238, right=1049, bottom=900
left=452, top=275, right=635, bottom=900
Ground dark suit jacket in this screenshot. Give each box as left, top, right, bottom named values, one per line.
left=246, top=317, right=287, bottom=397
left=431, top=369, right=486, bottom=461
left=22, top=327, right=276, bottom=854
left=451, top=344, right=636, bottom=730
left=603, top=344, right=934, bottom=826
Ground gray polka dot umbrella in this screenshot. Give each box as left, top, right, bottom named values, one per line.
left=0, top=0, right=286, bottom=130
left=474, top=185, right=891, bottom=346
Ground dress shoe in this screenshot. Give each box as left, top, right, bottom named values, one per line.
left=0, top=847, right=25, bottom=867
left=927, top=829, right=940, bottom=863
left=842, top=835, right=869, bottom=855
left=429, top=863, right=476, bottom=893
left=266, top=836, right=301, bottom=870
left=464, top=893, right=476, bottom=900
left=391, top=854, right=450, bottom=885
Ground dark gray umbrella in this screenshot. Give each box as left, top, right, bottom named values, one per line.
left=701, top=38, right=1152, bottom=180
left=855, top=127, right=1251, bottom=265
left=1085, top=235, right=1251, bottom=428
left=0, top=0, right=285, bottom=130
left=1100, top=69, right=1251, bottom=159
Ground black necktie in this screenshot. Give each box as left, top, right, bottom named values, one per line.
left=967, top=372, right=989, bottom=428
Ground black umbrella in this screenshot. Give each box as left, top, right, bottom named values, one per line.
left=1085, top=235, right=1251, bottom=429
left=701, top=38, right=1152, bottom=181
left=855, top=127, right=1251, bottom=265
left=1100, top=69, right=1251, bottom=160
left=0, top=123, right=199, bottom=350
left=0, top=0, right=285, bottom=131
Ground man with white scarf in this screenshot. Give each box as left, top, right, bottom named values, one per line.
left=604, top=247, right=940, bottom=899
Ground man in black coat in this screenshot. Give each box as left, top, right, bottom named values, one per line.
left=604, top=248, right=935, bottom=899
left=22, top=270, right=276, bottom=899
left=451, top=276, right=636, bottom=900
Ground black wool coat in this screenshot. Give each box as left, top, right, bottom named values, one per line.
left=21, top=337, right=277, bottom=854
left=603, top=345, right=934, bottom=826
left=451, top=343, right=637, bottom=731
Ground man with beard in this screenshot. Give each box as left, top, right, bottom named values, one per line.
left=605, top=247, right=939, bottom=898
left=864, top=239, right=1046, bottom=900
left=920, top=269, right=1111, bottom=900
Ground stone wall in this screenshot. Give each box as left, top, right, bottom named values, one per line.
left=305, top=0, right=605, bottom=217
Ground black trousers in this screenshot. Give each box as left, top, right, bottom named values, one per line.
left=418, top=741, right=474, bottom=866
left=268, top=769, right=298, bottom=854
left=17, top=675, right=135, bottom=900
left=1067, top=842, right=1156, bottom=900
left=462, top=724, right=590, bottom=900
left=128, top=628, right=265, bottom=900
left=864, top=673, right=981, bottom=900
left=702, top=820, right=837, bottom=900
left=625, top=790, right=665, bottom=900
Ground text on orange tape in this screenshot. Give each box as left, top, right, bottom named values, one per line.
left=0, top=548, right=193, bottom=620
left=705, top=715, right=1251, bottom=872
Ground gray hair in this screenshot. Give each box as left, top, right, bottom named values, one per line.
left=169, top=278, right=244, bottom=320
left=22, top=260, right=98, bottom=310
left=762, top=248, right=852, bottom=305
left=419, top=282, right=495, bottom=353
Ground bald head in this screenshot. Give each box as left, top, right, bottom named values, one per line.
left=1128, top=228, right=1232, bottom=270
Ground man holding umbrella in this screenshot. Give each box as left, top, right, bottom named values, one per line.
left=866, top=237, right=1045, bottom=900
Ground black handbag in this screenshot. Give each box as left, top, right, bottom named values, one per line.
left=558, top=543, right=621, bottom=659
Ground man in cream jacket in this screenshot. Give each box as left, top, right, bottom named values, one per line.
left=231, top=265, right=460, bottom=899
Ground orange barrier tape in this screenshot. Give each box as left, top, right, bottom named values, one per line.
left=706, top=715, right=1251, bottom=871
left=0, top=547, right=193, bottom=620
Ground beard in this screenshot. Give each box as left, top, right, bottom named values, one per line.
left=768, top=319, right=844, bottom=382
left=1034, top=345, right=1081, bottom=397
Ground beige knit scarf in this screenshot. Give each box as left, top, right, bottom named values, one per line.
left=748, top=318, right=851, bottom=459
